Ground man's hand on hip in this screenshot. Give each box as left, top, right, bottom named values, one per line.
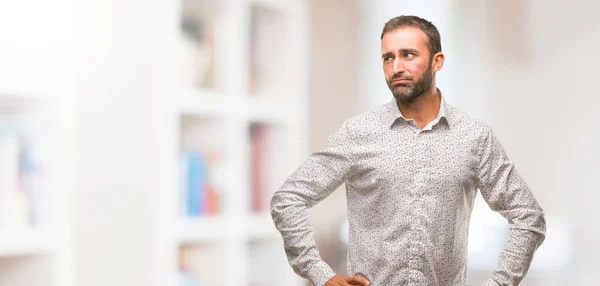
left=324, top=274, right=370, bottom=286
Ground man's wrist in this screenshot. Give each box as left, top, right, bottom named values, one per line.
left=306, top=260, right=336, bottom=286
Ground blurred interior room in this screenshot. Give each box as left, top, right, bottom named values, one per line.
left=0, top=0, right=598, bottom=285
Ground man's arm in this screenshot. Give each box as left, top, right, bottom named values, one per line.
left=476, top=126, right=547, bottom=286
left=270, top=120, right=354, bottom=286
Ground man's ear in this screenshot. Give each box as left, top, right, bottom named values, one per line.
left=432, top=52, right=445, bottom=72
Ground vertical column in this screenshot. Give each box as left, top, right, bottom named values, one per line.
left=222, top=0, right=249, bottom=285
left=75, top=0, right=162, bottom=285
left=157, top=0, right=181, bottom=284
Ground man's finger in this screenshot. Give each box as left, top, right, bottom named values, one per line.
left=344, top=275, right=371, bottom=286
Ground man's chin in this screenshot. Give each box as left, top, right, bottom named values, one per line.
left=392, top=90, right=420, bottom=102
left=392, top=86, right=408, bottom=95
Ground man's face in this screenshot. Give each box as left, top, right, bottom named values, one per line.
left=381, top=27, right=435, bottom=102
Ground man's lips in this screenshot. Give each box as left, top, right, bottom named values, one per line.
left=391, top=78, right=411, bottom=85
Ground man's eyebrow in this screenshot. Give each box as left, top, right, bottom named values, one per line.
left=382, top=49, right=420, bottom=58
left=381, top=51, right=393, bottom=58
left=399, top=48, right=419, bottom=54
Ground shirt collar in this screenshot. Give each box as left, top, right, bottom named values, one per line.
left=384, top=89, right=452, bottom=129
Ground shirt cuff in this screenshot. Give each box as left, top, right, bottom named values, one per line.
left=306, top=260, right=336, bottom=286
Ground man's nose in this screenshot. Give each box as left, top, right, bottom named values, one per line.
left=392, top=59, right=405, bottom=74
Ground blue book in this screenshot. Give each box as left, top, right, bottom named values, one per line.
left=184, top=151, right=207, bottom=216
left=179, top=270, right=201, bottom=286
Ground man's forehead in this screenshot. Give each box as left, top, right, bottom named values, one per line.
left=381, top=27, right=428, bottom=51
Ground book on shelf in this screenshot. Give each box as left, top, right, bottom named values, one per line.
left=0, top=131, right=46, bottom=231
left=248, top=5, right=287, bottom=96
left=250, top=124, right=267, bottom=212
left=180, top=0, right=221, bottom=90
left=178, top=270, right=201, bottom=286
left=250, top=124, right=287, bottom=213
left=178, top=244, right=224, bottom=286
left=178, top=245, right=202, bottom=286
left=181, top=149, right=221, bottom=217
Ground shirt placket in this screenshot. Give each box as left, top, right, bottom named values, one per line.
left=409, top=124, right=427, bottom=285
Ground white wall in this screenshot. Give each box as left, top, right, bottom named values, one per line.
left=74, top=0, right=162, bottom=285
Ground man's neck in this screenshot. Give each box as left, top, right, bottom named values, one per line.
left=396, top=86, right=441, bottom=130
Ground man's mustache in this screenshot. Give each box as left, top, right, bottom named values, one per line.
left=389, top=74, right=412, bottom=81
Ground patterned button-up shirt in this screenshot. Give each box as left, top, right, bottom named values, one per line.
left=270, top=94, right=546, bottom=286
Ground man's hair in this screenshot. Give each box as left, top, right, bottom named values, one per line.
left=381, top=15, right=442, bottom=56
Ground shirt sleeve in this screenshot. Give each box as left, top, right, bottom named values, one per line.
left=270, top=120, right=355, bottom=286
left=476, top=126, right=547, bottom=286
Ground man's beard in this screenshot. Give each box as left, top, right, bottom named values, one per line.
left=387, top=62, right=434, bottom=102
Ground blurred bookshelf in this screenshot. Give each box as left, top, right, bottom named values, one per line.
left=0, top=1, right=74, bottom=285
left=159, top=0, right=308, bottom=285
left=0, top=84, right=73, bottom=286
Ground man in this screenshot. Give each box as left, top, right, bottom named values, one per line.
left=270, top=15, right=546, bottom=286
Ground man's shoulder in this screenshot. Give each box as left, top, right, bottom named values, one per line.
left=446, top=104, right=493, bottom=136
left=342, top=102, right=392, bottom=135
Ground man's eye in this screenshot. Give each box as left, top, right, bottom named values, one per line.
left=383, top=56, right=392, bottom=62
left=405, top=53, right=415, bottom=59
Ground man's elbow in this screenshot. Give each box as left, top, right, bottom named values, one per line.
left=270, top=189, right=308, bottom=221
left=270, top=190, right=282, bottom=216
left=535, top=211, right=547, bottom=246
left=270, top=189, right=294, bottom=220
left=517, top=209, right=547, bottom=247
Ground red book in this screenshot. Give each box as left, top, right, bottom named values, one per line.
left=250, top=124, right=268, bottom=212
